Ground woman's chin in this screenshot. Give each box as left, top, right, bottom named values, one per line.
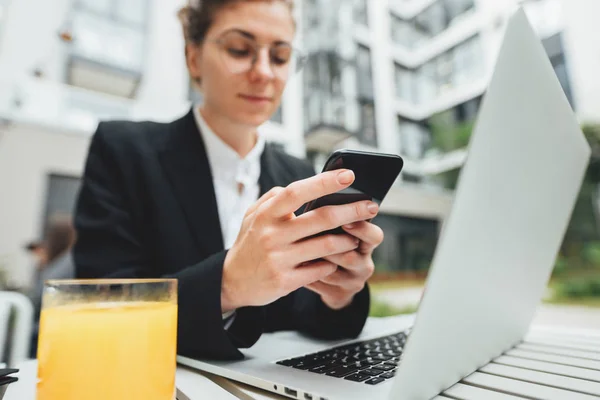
left=235, top=111, right=273, bottom=127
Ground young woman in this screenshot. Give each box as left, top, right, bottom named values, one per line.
left=74, top=0, right=384, bottom=360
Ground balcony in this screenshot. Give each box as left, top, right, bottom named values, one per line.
left=0, top=76, right=190, bottom=135
left=395, top=75, right=488, bottom=120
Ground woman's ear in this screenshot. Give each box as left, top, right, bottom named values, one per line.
left=185, top=42, right=203, bottom=84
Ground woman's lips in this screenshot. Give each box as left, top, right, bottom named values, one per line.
left=239, top=94, right=272, bottom=104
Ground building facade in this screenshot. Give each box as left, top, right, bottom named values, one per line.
left=0, top=0, right=598, bottom=285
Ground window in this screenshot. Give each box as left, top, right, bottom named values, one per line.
left=395, top=64, right=415, bottom=103
left=452, top=35, right=483, bottom=86
left=70, top=0, right=149, bottom=72
left=356, top=45, right=373, bottom=100
left=359, top=100, right=377, bottom=147
left=391, top=15, right=422, bottom=49
left=372, top=214, right=440, bottom=273
left=414, top=63, right=436, bottom=105
left=543, top=33, right=574, bottom=107
left=392, top=0, right=475, bottom=48
left=445, top=0, right=475, bottom=22
left=304, top=53, right=321, bottom=90
left=416, top=1, right=446, bottom=38
left=416, top=35, right=483, bottom=102
left=303, top=0, right=320, bottom=29
left=353, top=0, right=368, bottom=27
left=42, top=174, right=82, bottom=235
left=398, top=117, right=430, bottom=159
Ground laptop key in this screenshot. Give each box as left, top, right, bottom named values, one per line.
left=371, top=355, right=392, bottom=362
left=360, top=369, right=382, bottom=377
left=344, top=373, right=371, bottom=382
left=379, top=370, right=397, bottom=379
left=326, top=366, right=360, bottom=378
left=371, top=363, right=395, bottom=372
left=309, top=360, right=343, bottom=374
left=365, top=377, right=386, bottom=385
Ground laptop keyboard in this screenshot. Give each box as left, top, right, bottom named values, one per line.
left=276, top=330, right=409, bottom=385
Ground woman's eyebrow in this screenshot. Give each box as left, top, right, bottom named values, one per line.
left=221, top=28, right=292, bottom=46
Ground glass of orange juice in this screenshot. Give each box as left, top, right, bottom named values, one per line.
left=36, top=279, right=178, bottom=400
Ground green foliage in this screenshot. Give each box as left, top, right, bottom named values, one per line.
left=427, top=115, right=475, bottom=190
left=583, top=242, right=600, bottom=267
left=429, top=118, right=475, bottom=153
left=554, top=276, right=600, bottom=299
left=551, top=256, right=569, bottom=277
left=369, top=299, right=418, bottom=318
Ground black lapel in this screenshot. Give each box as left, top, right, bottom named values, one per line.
left=258, top=144, right=292, bottom=196
left=158, top=109, right=224, bottom=255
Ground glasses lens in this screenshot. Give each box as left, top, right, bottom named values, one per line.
left=216, top=31, right=307, bottom=78
left=217, top=31, right=256, bottom=74
left=270, top=45, right=307, bottom=80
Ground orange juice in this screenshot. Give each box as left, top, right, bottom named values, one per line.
left=36, top=301, right=178, bottom=400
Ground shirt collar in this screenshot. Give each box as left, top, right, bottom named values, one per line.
left=193, top=107, right=265, bottom=186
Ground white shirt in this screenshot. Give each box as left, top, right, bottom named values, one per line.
left=193, top=107, right=266, bottom=326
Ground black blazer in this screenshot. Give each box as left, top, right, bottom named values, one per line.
left=73, top=109, right=370, bottom=360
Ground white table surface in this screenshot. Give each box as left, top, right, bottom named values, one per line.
left=5, top=318, right=600, bottom=399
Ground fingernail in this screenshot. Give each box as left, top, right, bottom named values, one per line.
left=343, top=223, right=355, bottom=230
left=337, top=170, right=354, bottom=185
left=368, top=202, right=379, bottom=214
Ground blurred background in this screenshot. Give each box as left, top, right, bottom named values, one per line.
left=0, top=0, right=599, bottom=334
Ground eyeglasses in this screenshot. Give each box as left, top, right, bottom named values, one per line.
left=210, top=30, right=306, bottom=80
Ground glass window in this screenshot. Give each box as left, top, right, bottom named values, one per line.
left=356, top=44, right=373, bottom=100
left=371, top=214, right=440, bottom=273
left=410, top=0, right=475, bottom=42
left=353, top=0, right=368, bottom=27
left=415, top=1, right=446, bottom=38
left=435, top=51, right=453, bottom=95
left=444, top=0, right=475, bottom=24
left=395, top=64, right=414, bottom=103
left=398, top=117, right=430, bottom=159
left=42, top=174, right=81, bottom=234
left=391, top=15, right=418, bottom=49
left=551, top=55, right=574, bottom=107
left=71, top=0, right=149, bottom=71
left=452, top=35, right=482, bottom=86
left=72, top=11, right=145, bottom=70
left=359, top=100, right=377, bottom=146
left=414, top=63, right=436, bottom=105
left=304, top=54, right=320, bottom=89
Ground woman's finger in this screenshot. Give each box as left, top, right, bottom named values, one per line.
left=342, top=221, right=384, bottom=254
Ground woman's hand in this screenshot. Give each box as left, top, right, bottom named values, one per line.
left=306, top=221, right=383, bottom=309
left=221, top=169, right=379, bottom=312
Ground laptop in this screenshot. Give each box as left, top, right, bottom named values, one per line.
left=178, top=8, right=591, bottom=400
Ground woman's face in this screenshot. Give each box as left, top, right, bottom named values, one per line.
left=188, top=1, right=295, bottom=127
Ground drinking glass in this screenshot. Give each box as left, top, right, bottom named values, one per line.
left=36, top=279, right=178, bottom=400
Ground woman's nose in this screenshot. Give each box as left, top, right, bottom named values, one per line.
left=250, top=48, right=275, bottom=80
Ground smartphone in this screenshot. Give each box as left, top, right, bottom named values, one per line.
left=300, top=149, right=404, bottom=234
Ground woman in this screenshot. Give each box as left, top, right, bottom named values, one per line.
left=74, top=0, right=384, bottom=360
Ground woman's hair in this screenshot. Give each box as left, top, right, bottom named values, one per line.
left=178, top=0, right=295, bottom=46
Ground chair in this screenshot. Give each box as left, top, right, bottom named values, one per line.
left=0, top=292, right=33, bottom=367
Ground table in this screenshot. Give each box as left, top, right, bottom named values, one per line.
left=5, top=318, right=600, bottom=399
